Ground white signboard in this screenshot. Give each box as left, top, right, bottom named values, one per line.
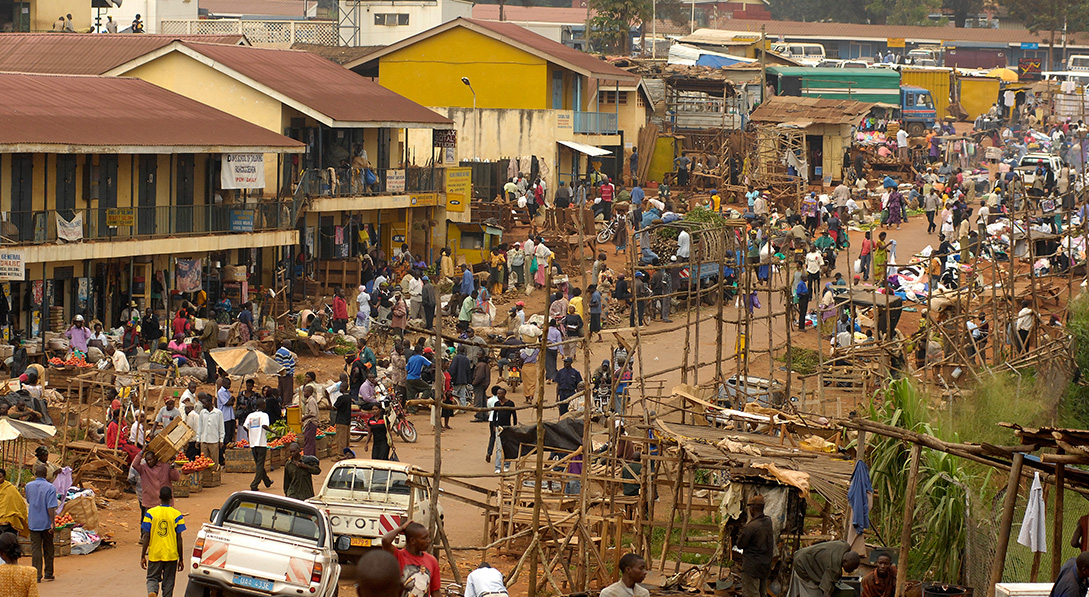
left=387, top=169, right=406, bottom=193
left=221, top=154, right=265, bottom=189
left=0, top=251, right=25, bottom=281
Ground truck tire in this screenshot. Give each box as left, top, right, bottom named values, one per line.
left=907, top=122, right=925, bottom=137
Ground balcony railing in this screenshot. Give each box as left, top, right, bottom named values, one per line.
left=5, top=202, right=294, bottom=244
left=294, top=167, right=445, bottom=199
left=573, top=111, right=619, bottom=135
left=160, top=19, right=337, bottom=46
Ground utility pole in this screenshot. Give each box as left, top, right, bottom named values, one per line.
left=760, top=25, right=767, bottom=105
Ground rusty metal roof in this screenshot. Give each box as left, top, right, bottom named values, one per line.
left=0, top=73, right=303, bottom=153
left=291, top=43, right=385, bottom=66
left=117, top=42, right=452, bottom=128
left=0, top=33, right=246, bottom=75
left=750, top=96, right=876, bottom=127
left=345, top=17, right=638, bottom=83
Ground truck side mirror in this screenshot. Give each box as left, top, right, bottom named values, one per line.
left=210, top=509, right=220, bottom=522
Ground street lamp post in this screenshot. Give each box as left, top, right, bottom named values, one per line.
left=461, top=76, right=476, bottom=109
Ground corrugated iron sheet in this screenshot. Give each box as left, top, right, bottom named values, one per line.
left=0, top=33, right=245, bottom=75
left=750, top=96, right=876, bottom=126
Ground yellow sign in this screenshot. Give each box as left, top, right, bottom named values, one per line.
left=410, top=193, right=438, bottom=207
left=106, top=207, right=134, bottom=226
left=445, top=167, right=472, bottom=213
left=887, top=37, right=905, bottom=48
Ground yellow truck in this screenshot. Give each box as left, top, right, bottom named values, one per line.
left=900, top=68, right=1000, bottom=121
left=900, top=68, right=953, bottom=119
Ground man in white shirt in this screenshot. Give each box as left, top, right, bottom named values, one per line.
left=128, top=410, right=147, bottom=448
left=179, top=380, right=198, bottom=409
left=896, top=128, right=909, bottom=162
left=1016, top=299, right=1035, bottom=354
left=154, top=397, right=182, bottom=431
left=408, top=273, right=424, bottom=320
left=244, top=397, right=273, bottom=491
left=106, top=345, right=130, bottom=373
left=676, top=229, right=691, bottom=261
left=196, top=393, right=225, bottom=465
left=805, top=247, right=824, bottom=295
left=753, top=193, right=768, bottom=217
left=464, top=563, right=507, bottom=597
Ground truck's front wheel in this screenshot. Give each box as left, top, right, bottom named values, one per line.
left=907, top=122, right=925, bottom=137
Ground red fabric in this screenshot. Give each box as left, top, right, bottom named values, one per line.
left=333, top=296, right=348, bottom=320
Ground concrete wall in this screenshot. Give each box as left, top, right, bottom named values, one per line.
left=339, top=0, right=472, bottom=46
left=34, top=0, right=93, bottom=31
left=94, top=0, right=198, bottom=33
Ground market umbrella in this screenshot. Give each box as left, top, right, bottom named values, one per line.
left=209, top=347, right=286, bottom=376
left=0, top=417, right=56, bottom=441
left=987, top=68, right=1018, bottom=82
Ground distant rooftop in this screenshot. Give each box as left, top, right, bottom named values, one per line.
left=0, top=34, right=246, bottom=76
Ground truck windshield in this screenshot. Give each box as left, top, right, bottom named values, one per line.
left=223, top=499, right=323, bottom=543
left=324, top=466, right=412, bottom=501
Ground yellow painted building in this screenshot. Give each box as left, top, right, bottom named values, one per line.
left=349, top=17, right=644, bottom=196
left=0, top=72, right=301, bottom=335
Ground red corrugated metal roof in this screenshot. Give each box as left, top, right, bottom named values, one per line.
left=750, top=96, right=875, bottom=125
left=0, top=72, right=303, bottom=152
left=0, top=33, right=246, bottom=75
left=464, top=18, right=635, bottom=80
left=171, top=42, right=451, bottom=126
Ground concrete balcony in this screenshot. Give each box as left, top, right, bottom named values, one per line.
left=573, top=111, right=619, bottom=135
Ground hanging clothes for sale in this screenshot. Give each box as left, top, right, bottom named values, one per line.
left=846, top=460, right=873, bottom=552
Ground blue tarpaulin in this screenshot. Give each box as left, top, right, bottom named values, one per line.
left=695, top=54, right=748, bottom=68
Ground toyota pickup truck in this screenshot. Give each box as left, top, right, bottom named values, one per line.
left=184, top=491, right=347, bottom=597
left=308, top=459, right=439, bottom=556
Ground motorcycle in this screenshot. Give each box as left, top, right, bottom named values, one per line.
left=349, top=382, right=419, bottom=444
left=596, top=211, right=626, bottom=244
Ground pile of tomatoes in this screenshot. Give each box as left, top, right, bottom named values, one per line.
left=49, top=355, right=90, bottom=367
left=268, top=431, right=297, bottom=448
left=53, top=513, right=74, bottom=528
left=179, top=455, right=216, bottom=474
left=227, top=440, right=250, bottom=449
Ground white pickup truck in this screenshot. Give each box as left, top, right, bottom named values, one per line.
left=308, top=459, right=439, bottom=555
left=184, top=491, right=347, bottom=597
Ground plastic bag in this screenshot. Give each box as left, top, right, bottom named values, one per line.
left=854, top=259, right=862, bottom=274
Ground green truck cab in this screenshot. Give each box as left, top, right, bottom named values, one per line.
left=765, top=66, right=937, bottom=135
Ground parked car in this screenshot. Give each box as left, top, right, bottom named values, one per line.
left=309, top=459, right=440, bottom=556
left=185, top=491, right=346, bottom=597
left=1019, top=153, right=1067, bottom=185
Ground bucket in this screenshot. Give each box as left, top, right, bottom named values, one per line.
left=922, top=584, right=967, bottom=597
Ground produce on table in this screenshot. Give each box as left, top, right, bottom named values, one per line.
left=54, top=513, right=74, bottom=528
left=227, top=440, right=249, bottom=449
left=180, top=455, right=216, bottom=473
left=268, top=431, right=298, bottom=448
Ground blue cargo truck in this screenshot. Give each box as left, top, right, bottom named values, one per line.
left=765, top=66, right=937, bottom=135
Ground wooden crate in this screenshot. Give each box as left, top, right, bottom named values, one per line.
left=54, top=527, right=72, bottom=557
left=146, top=418, right=195, bottom=462
left=267, top=447, right=282, bottom=471
left=171, top=478, right=190, bottom=498
left=200, top=468, right=222, bottom=488
left=224, top=448, right=255, bottom=473
left=184, top=472, right=202, bottom=494
left=316, top=435, right=331, bottom=458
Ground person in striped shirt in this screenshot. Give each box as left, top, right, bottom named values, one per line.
left=274, top=341, right=297, bottom=408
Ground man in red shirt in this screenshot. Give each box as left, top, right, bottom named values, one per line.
left=332, top=287, right=349, bottom=333
left=381, top=520, right=441, bottom=597
left=600, top=177, right=615, bottom=219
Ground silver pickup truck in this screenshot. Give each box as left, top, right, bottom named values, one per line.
left=184, top=491, right=348, bottom=597
left=308, top=459, right=440, bottom=556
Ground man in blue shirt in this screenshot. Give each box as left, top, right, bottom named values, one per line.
left=1050, top=552, right=1089, bottom=597
left=588, top=284, right=603, bottom=342
left=217, top=378, right=236, bottom=462
left=555, top=356, right=582, bottom=416
left=405, top=347, right=434, bottom=403
left=460, top=264, right=475, bottom=296
left=26, top=463, right=58, bottom=582
left=630, top=182, right=645, bottom=225
left=274, top=340, right=297, bottom=409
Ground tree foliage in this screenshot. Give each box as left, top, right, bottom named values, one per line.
left=588, top=0, right=685, bottom=53
left=1007, top=0, right=1089, bottom=36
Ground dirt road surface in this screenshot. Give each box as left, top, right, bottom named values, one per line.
left=45, top=210, right=940, bottom=595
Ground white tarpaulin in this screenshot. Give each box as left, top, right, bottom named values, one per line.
left=220, top=154, right=265, bottom=189
left=0, top=418, right=56, bottom=442
left=209, top=347, right=285, bottom=376
left=56, top=212, right=83, bottom=242
left=558, top=140, right=612, bottom=157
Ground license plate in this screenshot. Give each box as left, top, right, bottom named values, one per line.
left=350, top=537, right=372, bottom=547
left=233, top=573, right=274, bottom=591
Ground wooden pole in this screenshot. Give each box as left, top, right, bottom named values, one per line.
left=528, top=273, right=551, bottom=597
left=895, top=443, right=922, bottom=597
left=1052, top=450, right=1066, bottom=579
left=716, top=228, right=726, bottom=384
left=428, top=292, right=444, bottom=538
left=577, top=199, right=593, bottom=590
left=987, top=452, right=1026, bottom=597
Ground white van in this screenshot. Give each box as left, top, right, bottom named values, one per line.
left=771, top=42, right=826, bottom=65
